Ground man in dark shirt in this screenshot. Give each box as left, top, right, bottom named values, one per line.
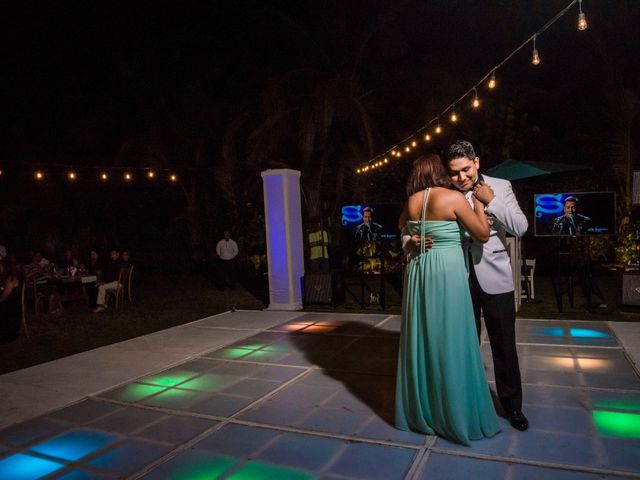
left=93, top=249, right=121, bottom=313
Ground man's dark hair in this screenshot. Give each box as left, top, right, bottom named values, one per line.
left=362, top=207, right=373, bottom=214
left=564, top=196, right=578, bottom=205
left=445, top=140, right=476, bottom=163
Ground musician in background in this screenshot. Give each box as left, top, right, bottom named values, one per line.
left=551, top=196, right=590, bottom=235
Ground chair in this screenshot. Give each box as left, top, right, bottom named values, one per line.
left=521, top=259, right=536, bottom=300
left=23, top=275, right=46, bottom=317
left=123, top=265, right=134, bottom=302
left=19, top=283, right=31, bottom=338
left=105, top=268, right=127, bottom=310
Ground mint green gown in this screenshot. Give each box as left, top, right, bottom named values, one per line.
left=395, top=191, right=500, bottom=446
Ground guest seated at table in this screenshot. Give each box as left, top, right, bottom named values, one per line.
left=88, top=249, right=103, bottom=279
left=0, top=257, right=21, bottom=342
left=93, top=249, right=121, bottom=313
left=120, top=250, right=133, bottom=269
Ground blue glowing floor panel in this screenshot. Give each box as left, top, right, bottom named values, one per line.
left=0, top=313, right=639, bottom=479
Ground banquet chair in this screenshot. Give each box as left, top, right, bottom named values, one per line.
left=105, top=268, right=128, bottom=310
left=19, top=283, right=31, bottom=338
left=521, top=258, right=536, bottom=300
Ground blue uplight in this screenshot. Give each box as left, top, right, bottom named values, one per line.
left=569, top=328, right=611, bottom=339
left=0, top=453, right=64, bottom=480
left=30, top=429, right=118, bottom=461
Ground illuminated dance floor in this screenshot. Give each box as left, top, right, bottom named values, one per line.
left=0, top=311, right=639, bottom=479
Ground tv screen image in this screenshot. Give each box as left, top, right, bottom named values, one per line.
left=341, top=204, right=402, bottom=242
left=534, top=192, right=616, bottom=236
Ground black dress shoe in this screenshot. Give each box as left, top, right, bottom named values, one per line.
left=506, top=410, right=529, bottom=431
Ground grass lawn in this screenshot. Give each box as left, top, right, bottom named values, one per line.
left=3, top=268, right=638, bottom=375
left=0, top=270, right=266, bottom=375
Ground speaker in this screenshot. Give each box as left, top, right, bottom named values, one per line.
left=622, top=273, right=640, bottom=306
left=304, top=272, right=343, bottom=306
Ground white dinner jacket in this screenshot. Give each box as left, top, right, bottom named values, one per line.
left=469, top=174, right=528, bottom=294
left=401, top=174, right=528, bottom=295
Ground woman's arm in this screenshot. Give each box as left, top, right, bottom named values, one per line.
left=453, top=193, right=490, bottom=242
left=0, top=277, right=19, bottom=302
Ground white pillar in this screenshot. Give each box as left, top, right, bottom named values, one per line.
left=261, top=169, right=305, bottom=310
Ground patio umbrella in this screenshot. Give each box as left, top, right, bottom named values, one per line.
left=484, top=159, right=591, bottom=181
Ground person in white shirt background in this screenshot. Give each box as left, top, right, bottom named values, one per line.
left=216, top=230, right=239, bottom=289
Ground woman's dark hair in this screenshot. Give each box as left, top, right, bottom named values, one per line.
left=406, top=154, right=451, bottom=197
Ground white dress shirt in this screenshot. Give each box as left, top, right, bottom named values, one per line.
left=216, top=239, right=238, bottom=260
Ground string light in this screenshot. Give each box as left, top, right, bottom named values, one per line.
left=100, top=172, right=108, bottom=181
left=35, top=171, right=44, bottom=180
left=531, top=36, right=541, bottom=65
left=384, top=158, right=388, bottom=163
left=450, top=107, right=458, bottom=123
left=68, top=172, right=77, bottom=180
left=170, top=174, right=178, bottom=182
left=124, top=172, right=132, bottom=181
left=578, top=0, right=587, bottom=30
left=147, top=170, right=155, bottom=179
left=488, top=70, right=497, bottom=89
left=0, top=169, right=3, bottom=176
left=404, top=146, right=410, bottom=152
left=359, top=0, right=589, bottom=173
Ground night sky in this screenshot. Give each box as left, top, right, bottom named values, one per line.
left=1, top=1, right=638, bottom=258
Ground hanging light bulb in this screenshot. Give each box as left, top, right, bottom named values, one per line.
left=68, top=172, right=77, bottom=180
left=383, top=158, right=388, bottom=163
left=391, top=150, right=398, bottom=157
left=424, top=134, right=431, bottom=141
left=100, top=172, right=108, bottom=181
left=472, top=88, right=480, bottom=108
left=405, top=146, right=410, bottom=152
left=147, top=170, right=155, bottom=179
left=35, top=171, right=44, bottom=180
left=531, top=36, right=541, bottom=65
left=488, top=70, right=496, bottom=89
left=450, top=107, right=458, bottom=123
left=411, top=140, right=417, bottom=147
left=124, top=172, right=132, bottom=181
left=0, top=168, right=3, bottom=176
left=435, top=121, right=442, bottom=134
left=578, top=0, right=587, bottom=30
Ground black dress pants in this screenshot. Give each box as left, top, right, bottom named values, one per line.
left=469, top=265, right=523, bottom=413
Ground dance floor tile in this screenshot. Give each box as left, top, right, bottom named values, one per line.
left=175, top=358, right=225, bottom=372
left=0, top=453, right=65, bottom=480
left=88, top=406, right=164, bottom=434
left=137, top=450, right=237, bottom=480
left=355, top=416, right=427, bottom=445
left=600, top=437, right=640, bottom=472
left=524, top=405, right=594, bottom=435
left=55, top=469, right=112, bottom=479
left=86, top=438, right=170, bottom=476
left=30, top=428, right=119, bottom=462
left=188, top=394, right=254, bottom=417
left=239, top=401, right=312, bottom=426
left=138, top=388, right=207, bottom=409
left=221, top=378, right=282, bottom=397
left=0, top=418, right=66, bottom=447
left=297, top=407, right=371, bottom=435
left=99, top=383, right=166, bottom=403
left=255, top=432, right=343, bottom=470
left=46, top=400, right=121, bottom=426
left=418, top=453, right=508, bottom=479
left=136, top=415, right=216, bottom=444
left=329, top=442, right=415, bottom=480
left=419, top=453, right=620, bottom=480
left=514, top=430, right=599, bottom=467
left=178, top=373, right=240, bottom=393
left=194, top=423, right=280, bottom=457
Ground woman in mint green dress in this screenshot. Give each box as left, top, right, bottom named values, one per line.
left=395, top=154, right=500, bottom=445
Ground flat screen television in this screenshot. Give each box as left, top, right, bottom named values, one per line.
left=534, top=192, right=616, bottom=236
left=340, top=204, right=402, bottom=242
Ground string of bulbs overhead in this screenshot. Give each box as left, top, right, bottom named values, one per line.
left=0, top=164, right=179, bottom=183
left=357, top=0, right=588, bottom=174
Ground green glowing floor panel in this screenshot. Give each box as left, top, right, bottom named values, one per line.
left=1, top=313, right=639, bottom=479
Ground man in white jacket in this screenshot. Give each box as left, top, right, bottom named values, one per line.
left=404, top=140, right=529, bottom=431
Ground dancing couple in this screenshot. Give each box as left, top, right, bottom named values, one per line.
left=396, top=140, right=528, bottom=445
